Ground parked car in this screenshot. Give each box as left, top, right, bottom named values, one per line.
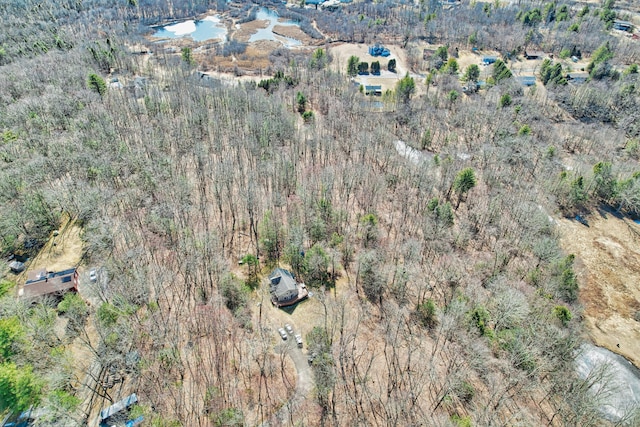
left=308, top=352, right=317, bottom=365
left=295, top=334, right=303, bottom=348
left=89, top=268, right=98, bottom=282
left=278, top=328, right=288, bottom=340
left=285, top=324, right=294, bottom=335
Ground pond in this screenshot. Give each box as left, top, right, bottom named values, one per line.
left=152, top=15, right=227, bottom=42
left=575, top=343, right=640, bottom=422
left=247, top=8, right=302, bottom=47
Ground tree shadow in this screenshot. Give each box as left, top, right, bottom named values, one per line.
left=596, top=204, right=625, bottom=220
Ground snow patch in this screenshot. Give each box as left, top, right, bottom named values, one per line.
left=164, top=20, right=197, bottom=36
left=393, top=140, right=431, bottom=165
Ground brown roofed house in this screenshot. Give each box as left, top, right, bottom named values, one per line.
left=524, top=49, right=545, bottom=60
left=20, top=267, right=79, bottom=299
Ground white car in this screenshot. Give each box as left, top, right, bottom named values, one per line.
left=89, top=269, right=98, bottom=282
left=295, top=334, right=303, bottom=348
left=285, top=324, right=294, bottom=335
left=278, top=328, right=288, bottom=340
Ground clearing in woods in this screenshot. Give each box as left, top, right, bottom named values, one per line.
left=21, top=215, right=84, bottom=281
left=557, top=211, right=640, bottom=368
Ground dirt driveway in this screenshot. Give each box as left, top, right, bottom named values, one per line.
left=260, top=339, right=314, bottom=427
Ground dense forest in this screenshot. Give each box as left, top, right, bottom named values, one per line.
left=1, top=0, right=639, bottom=426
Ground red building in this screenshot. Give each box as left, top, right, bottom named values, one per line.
left=20, top=267, right=79, bottom=299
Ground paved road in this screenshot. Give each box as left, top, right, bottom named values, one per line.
left=259, top=340, right=314, bottom=427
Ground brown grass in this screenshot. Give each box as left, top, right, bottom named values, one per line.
left=272, top=25, right=317, bottom=46
left=21, top=215, right=84, bottom=282
left=557, top=213, right=640, bottom=368
left=234, top=20, right=270, bottom=43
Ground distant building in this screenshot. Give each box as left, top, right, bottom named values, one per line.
left=524, top=50, right=545, bottom=60
left=613, top=20, right=634, bottom=32
left=566, top=72, right=589, bottom=84
left=365, top=85, right=382, bottom=96
left=517, top=75, right=537, bottom=86
left=19, top=267, right=78, bottom=299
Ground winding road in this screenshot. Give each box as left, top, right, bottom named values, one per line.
left=259, top=339, right=314, bottom=427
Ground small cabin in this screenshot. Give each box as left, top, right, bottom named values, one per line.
left=566, top=72, right=589, bottom=84
left=524, top=50, right=545, bottom=60
left=20, top=267, right=78, bottom=299
left=365, top=85, right=382, bottom=96
left=269, top=268, right=298, bottom=303
left=517, top=76, right=537, bottom=86
left=613, top=20, right=634, bottom=32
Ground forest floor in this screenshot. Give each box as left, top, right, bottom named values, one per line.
left=20, top=215, right=83, bottom=280
left=557, top=210, right=640, bottom=369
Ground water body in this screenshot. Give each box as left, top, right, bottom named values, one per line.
left=247, top=8, right=302, bottom=47
left=575, top=343, right=640, bottom=422
left=153, top=16, right=227, bottom=42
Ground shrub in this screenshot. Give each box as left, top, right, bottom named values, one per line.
left=555, top=254, right=578, bottom=302
left=553, top=305, right=572, bottom=326
left=220, top=275, right=247, bottom=313
left=470, top=305, right=492, bottom=337
left=518, top=124, right=531, bottom=136
left=0, top=317, right=23, bottom=362
left=302, top=110, right=314, bottom=123
left=87, top=73, right=106, bottom=96
left=499, top=93, right=512, bottom=108
left=0, top=280, right=15, bottom=298
left=416, top=299, right=438, bottom=329
left=97, top=303, right=119, bottom=327
left=387, top=58, right=396, bottom=72
left=371, top=61, right=381, bottom=75
left=455, top=381, right=475, bottom=403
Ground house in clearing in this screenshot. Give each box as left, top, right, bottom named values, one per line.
left=613, top=20, right=634, bottom=32
left=19, top=267, right=78, bottom=299
left=269, top=268, right=298, bottom=303
left=365, top=85, right=382, bottom=96
left=269, top=268, right=309, bottom=307
left=517, top=75, right=537, bottom=86
left=524, top=49, right=545, bottom=60
left=566, top=72, right=589, bottom=84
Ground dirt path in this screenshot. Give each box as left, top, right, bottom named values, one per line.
left=252, top=279, right=322, bottom=427
left=557, top=211, right=640, bottom=368
left=260, top=340, right=314, bottom=427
